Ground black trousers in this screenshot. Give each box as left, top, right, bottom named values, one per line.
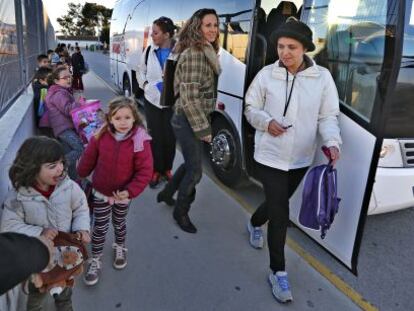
left=144, top=99, right=176, bottom=174
left=251, top=162, right=308, bottom=272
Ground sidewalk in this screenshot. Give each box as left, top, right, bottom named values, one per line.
left=74, top=71, right=360, bottom=311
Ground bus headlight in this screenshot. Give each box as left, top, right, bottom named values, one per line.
left=377, top=139, right=404, bottom=167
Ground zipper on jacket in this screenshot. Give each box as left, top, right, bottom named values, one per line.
left=110, top=141, right=122, bottom=190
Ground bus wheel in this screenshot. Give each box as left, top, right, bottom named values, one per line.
left=123, top=75, right=131, bottom=96
left=210, top=117, right=244, bottom=187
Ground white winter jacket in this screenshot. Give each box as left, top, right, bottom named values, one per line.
left=0, top=177, right=90, bottom=236
left=137, top=45, right=170, bottom=109
left=244, top=57, right=342, bottom=171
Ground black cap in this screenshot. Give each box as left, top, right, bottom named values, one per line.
left=270, top=18, right=315, bottom=52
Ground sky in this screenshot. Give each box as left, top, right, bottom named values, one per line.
left=42, top=0, right=117, bottom=31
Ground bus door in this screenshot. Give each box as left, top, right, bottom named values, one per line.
left=246, top=0, right=403, bottom=274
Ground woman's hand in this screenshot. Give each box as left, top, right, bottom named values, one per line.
left=329, top=146, right=340, bottom=166
left=323, top=146, right=340, bottom=166
left=267, top=120, right=287, bottom=137
left=201, top=135, right=212, bottom=143
left=37, top=235, right=55, bottom=267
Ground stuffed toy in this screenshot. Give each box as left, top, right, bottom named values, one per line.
left=35, top=231, right=88, bottom=296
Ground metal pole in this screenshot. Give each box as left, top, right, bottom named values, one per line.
left=36, top=0, right=46, bottom=53
left=14, top=0, right=28, bottom=86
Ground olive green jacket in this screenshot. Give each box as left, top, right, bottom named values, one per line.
left=174, top=44, right=221, bottom=138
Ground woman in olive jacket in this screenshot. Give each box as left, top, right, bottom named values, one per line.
left=157, top=8, right=221, bottom=233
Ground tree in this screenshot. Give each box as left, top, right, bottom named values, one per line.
left=82, top=3, right=113, bottom=41
left=57, top=2, right=112, bottom=39
left=57, top=3, right=83, bottom=36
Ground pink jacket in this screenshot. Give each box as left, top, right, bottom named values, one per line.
left=45, top=85, right=79, bottom=137
left=77, top=127, right=153, bottom=198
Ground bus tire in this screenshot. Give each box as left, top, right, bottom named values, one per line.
left=123, top=74, right=131, bottom=96
left=210, top=116, right=244, bottom=187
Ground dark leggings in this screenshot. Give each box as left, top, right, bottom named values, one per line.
left=251, top=162, right=308, bottom=272
left=144, top=99, right=176, bottom=174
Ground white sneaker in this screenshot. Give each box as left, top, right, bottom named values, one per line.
left=268, top=271, right=293, bottom=303
left=112, top=243, right=128, bottom=269
left=247, top=220, right=264, bottom=249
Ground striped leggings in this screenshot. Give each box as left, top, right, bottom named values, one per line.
left=90, top=194, right=130, bottom=257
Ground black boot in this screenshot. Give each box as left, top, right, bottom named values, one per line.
left=173, top=209, right=197, bottom=234
left=157, top=189, right=176, bottom=206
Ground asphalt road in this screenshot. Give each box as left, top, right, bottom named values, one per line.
left=83, top=50, right=414, bottom=311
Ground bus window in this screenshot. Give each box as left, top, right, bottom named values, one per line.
left=259, top=1, right=302, bottom=64
left=173, top=0, right=253, bottom=61
left=147, top=0, right=182, bottom=30
left=0, top=0, right=22, bottom=114
left=219, top=9, right=251, bottom=64
left=305, top=0, right=388, bottom=121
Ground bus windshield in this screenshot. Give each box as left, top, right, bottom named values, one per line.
left=403, top=0, right=414, bottom=60
left=384, top=0, right=414, bottom=138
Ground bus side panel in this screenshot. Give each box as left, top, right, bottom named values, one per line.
left=289, top=113, right=376, bottom=268
left=124, top=29, right=145, bottom=75
left=117, top=62, right=128, bottom=90
left=217, top=48, right=246, bottom=142
left=218, top=48, right=246, bottom=97
left=216, top=93, right=244, bottom=142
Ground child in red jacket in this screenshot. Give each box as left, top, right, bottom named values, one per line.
left=77, top=96, right=153, bottom=286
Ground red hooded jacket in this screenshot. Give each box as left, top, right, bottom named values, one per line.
left=77, top=127, right=153, bottom=198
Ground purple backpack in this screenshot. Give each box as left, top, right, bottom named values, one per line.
left=299, top=161, right=341, bottom=239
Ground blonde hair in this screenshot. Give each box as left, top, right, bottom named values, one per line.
left=95, top=96, right=144, bottom=140
left=174, top=8, right=220, bottom=53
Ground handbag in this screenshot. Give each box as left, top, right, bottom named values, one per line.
left=160, top=54, right=180, bottom=107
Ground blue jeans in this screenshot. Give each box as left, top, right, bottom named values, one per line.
left=163, top=113, right=203, bottom=215
left=58, top=129, right=84, bottom=180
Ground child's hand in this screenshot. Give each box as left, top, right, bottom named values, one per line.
left=113, top=190, right=129, bottom=201
left=37, top=235, right=55, bottom=267
left=76, top=230, right=91, bottom=244
left=41, top=228, right=58, bottom=241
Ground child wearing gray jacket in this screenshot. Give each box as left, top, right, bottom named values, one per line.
left=0, top=136, right=90, bottom=311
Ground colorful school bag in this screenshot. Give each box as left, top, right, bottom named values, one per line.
left=38, top=88, right=51, bottom=128
left=299, top=148, right=341, bottom=239
left=71, top=99, right=105, bottom=143
left=37, top=88, right=47, bottom=118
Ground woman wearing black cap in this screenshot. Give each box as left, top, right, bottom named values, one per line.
left=138, top=16, right=177, bottom=188
left=244, top=17, right=342, bottom=303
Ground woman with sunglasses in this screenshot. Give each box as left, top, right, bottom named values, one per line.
left=45, top=67, right=84, bottom=180
left=157, top=8, right=221, bottom=233
left=138, top=16, right=177, bottom=188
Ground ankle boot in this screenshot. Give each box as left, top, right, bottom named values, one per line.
left=173, top=209, right=197, bottom=234
left=157, top=189, right=176, bottom=206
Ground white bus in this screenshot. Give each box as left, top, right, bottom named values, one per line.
left=110, top=0, right=414, bottom=273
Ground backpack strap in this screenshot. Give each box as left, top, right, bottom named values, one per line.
left=145, top=45, right=151, bottom=66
